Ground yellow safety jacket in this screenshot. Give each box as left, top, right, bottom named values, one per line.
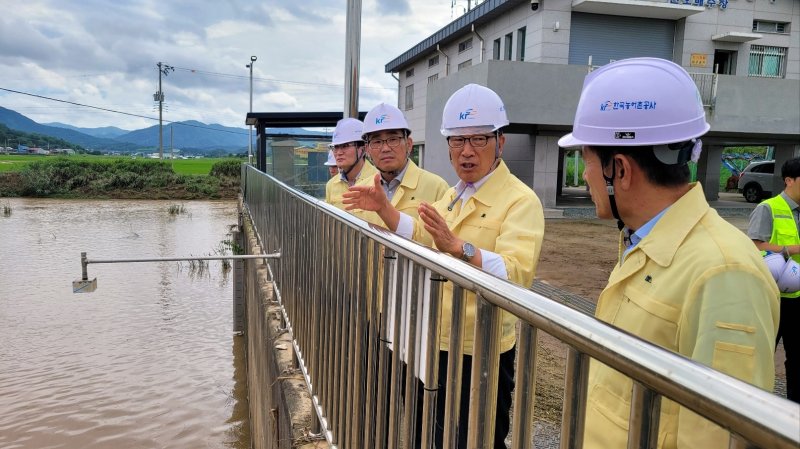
left=763, top=194, right=800, bottom=298
left=411, top=161, right=545, bottom=354
left=325, top=160, right=377, bottom=212
left=584, top=183, right=780, bottom=449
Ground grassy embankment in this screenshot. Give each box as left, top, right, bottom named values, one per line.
left=0, top=155, right=243, bottom=199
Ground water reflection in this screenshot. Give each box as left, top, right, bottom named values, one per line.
left=0, top=198, right=250, bottom=449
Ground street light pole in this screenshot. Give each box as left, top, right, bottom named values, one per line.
left=247, top=55, right=257, bottom=164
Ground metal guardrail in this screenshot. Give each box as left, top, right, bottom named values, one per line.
left=241, top=164, right=798, bottom=449
left=689, top=72, right=718, bottom=109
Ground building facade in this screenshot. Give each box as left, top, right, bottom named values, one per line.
left=386, top=0, right=800, bottom=207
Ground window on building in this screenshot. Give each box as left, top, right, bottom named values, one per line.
left=406, top=68, right=414, bottom=78
left=516, top=27, right=526, bottom=62
left=458, top=37, right=473, bottom=53
left=457, top=59, right=472, bottom=71
left=504, top=33, right=513, bottom=60
left=748, top=45, right=787, bottom=78
left=405, top=84, right=414, bottom=110
left=428, top=73, right=438, bottom=85
left=493, top=38, right=501, bottom=60
left=428, top=55, right=439, bottom=67
left=753, top=20, right=789, bottom=34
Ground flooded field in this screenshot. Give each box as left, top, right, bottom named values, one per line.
left=0, top=199, right=250, bottom=449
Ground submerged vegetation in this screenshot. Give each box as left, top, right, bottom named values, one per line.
left=0, top=157, right=242, bottom=199
left=2, top=201, right=10, bottom=217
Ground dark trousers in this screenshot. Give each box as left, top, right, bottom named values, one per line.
left=398, top=348, right=515, bottom=449
left=777, top=297, right=799, bottom=403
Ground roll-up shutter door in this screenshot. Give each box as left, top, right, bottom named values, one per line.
left=568, top=12, right=675, bottom=66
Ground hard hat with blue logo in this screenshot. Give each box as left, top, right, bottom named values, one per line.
left=777, top=258, right=800, bottom=293
left=764, top=252, right=786, bottom=281
left=558, top=57, right=709, bottom=150
left=361, top=103, right=411, bottom=140
left=440, top=83, right=509, bottom=137
left=329, top=118, right=365, bottom=147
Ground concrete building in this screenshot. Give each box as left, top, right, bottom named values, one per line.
left=385, top=0, right=800, bottom=207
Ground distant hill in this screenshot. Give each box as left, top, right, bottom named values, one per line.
left=0, top=106, right=332, bottom=153
left=44, top=122, right=130, bottom=139
left=0, top=106, right=135, bottom=150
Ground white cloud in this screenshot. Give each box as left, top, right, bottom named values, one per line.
left=0, top=0, right=455, bottom=130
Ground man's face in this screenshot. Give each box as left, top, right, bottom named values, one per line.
left=447, top=133, right=504, bottom=184
left=582, top=147, right=614, bottom=219
left=331, top=141, right=362, bottom=170
left=366, top=130, right=411, bottom=173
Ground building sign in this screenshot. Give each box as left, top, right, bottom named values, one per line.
left=669, top=0, right=728, bottom=9
left=690, top=53, right=708, bottom=67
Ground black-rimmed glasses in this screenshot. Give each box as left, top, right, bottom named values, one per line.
left=446, top=135, right=494, bottom=149
left=367, top=136, right=403, bottom=151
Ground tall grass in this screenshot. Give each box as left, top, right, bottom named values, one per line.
left=0, top=157, right=240, bottom=199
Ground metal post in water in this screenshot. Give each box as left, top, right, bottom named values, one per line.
left=343, top=0, right=362, bottom=118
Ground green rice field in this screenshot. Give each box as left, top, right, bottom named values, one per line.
left=0, top=154, right=243, bottom=175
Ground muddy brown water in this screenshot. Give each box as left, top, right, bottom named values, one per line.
left=0, top=199, right=249, bottom=449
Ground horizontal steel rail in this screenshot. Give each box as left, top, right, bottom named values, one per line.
left=242, top=165, right=799, bottom=449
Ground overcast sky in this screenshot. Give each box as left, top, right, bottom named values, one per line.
left=0, top=0, right=463, bottom=131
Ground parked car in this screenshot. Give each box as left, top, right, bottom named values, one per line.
left=738, top=160, right=775, bottom=203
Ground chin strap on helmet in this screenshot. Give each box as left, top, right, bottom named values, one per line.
left=340, top=145, right=365, bottom=179
left=603, top=158, right=625, bottom=231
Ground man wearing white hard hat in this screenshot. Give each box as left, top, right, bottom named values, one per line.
left=748, top=157, right=800, bottom=403
left=324, top=149, right=338, bottom=178
left=344, top=84, right=544, bottom=449
left=360, top=103, right=449, bottom=221
left=324, top=117, right=377, bottom=210
left=558, top=57, right=779, bottom=448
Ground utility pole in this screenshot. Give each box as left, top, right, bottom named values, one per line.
left=246, top=56, right=257, bottom=164
left=155, top=62, right=174, bottom=160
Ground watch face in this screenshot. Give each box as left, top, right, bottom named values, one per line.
left=462, top=242, right=475, bottom=260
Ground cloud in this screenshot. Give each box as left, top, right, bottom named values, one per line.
left=0, top=0, right=454, bottom=130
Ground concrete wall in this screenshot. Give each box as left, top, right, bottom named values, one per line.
left=240, top=200, right=328, bottom=449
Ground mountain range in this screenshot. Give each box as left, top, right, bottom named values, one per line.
left=0, top=106, right=329, bottom=154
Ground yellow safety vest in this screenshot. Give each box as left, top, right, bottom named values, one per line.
left=764, top=194, right=800, bottom=298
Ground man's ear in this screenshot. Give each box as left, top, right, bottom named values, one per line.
left=615, top=154, right=634, bottom=190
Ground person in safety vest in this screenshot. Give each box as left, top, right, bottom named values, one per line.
left=324, top=117, right=377, bottom=210
left=747, top=156, right=800, bottom=403
left=324, top=149, right=338, bottom=178
left=343, top=84, right=545, bottom=449
left=558, top=57, right=780, bottom=449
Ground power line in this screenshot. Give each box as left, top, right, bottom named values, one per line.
left=0, top=87, right=249, bottom=136
left=171, top=66, right=395, bottom=91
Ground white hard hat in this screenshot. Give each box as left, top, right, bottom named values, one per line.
left=777, top=259, right=800, bottom=293
left=440, top=83, right=509, bottom=137
left=763, top=253, right=786, bottom=281
left=329, top=118, right=365, bottom=147
left=324, top=149, right=336, bottom=166
left=558, top=58, right=709, bottom=148
left=361, top=103, right=411, bottom=140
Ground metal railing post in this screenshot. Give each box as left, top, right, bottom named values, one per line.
left=511, top=322, right=538, bottom=449
left=466, top=293, right=502, bottom=448
left=560, top=347, right=589, bottom=449
left=628, top=382, right=661, bottom=449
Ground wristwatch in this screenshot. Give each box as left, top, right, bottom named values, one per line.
left=461, top=241, right=476, bottom=262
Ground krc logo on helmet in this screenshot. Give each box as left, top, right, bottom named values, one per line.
left=458, top=108, right=478, bottom=120
left=375, top=114, right=390, bottom=125
left=599, top=100, right=657, bottom=111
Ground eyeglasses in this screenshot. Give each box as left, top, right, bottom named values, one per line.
left=331, top=142, right=360, bottom=152
left=368, top=136, right=404, bottom=151
left=446, top=135, right=494, bottom=149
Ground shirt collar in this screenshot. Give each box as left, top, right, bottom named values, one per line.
left=780, top=191, right=800, bottom=210
left=623, top=207, right=670, bottom=259
left=381, top=160, right=410, bottom=192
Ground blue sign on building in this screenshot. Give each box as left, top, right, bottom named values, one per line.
left=669, top=0, right=728, bottom=9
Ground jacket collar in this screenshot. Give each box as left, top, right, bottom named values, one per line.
left=391, top=160, right=420, bottom=206
left=630, top=182, right=708, bottom=268
left=470, top=160, right=509, bottom=207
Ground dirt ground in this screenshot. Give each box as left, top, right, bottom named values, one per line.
left=529, top=216, right=788, bottom=426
